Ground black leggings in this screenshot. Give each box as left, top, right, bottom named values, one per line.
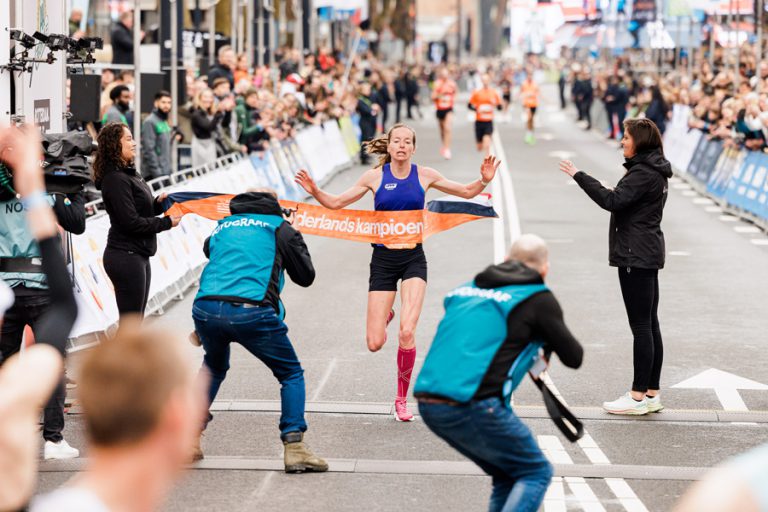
left=104, top=247, right=152, bottom=319
left=618, top=267, right=663, bottom=393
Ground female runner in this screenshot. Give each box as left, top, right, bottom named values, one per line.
left=295, top=123, right=500, bottom=421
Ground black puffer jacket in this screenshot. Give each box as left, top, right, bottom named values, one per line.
left=573, top=148, right=672, bottom=269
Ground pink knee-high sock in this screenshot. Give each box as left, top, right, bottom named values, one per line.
left=396, top=346, right=417, bottom=401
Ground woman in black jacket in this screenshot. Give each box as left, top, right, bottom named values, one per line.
left=559, top=118, right=672, bottom=416
left=94, top=123, right=181, bottom=318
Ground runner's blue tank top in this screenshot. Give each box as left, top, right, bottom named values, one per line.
left=374, top=163, right=425, bottom=211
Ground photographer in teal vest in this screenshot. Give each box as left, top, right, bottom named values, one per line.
left=0, top=145, right=86, bottom=462
left=415, top=234, right=583, bottom=512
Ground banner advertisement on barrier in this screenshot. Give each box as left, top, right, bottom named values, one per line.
left=661, top=103, right=768, bottom=227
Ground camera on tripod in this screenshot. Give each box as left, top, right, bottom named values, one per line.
left=9, top=29, right=36, bottom=49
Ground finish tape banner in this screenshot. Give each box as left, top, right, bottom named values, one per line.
left=163, top=192, right=498, bottom=245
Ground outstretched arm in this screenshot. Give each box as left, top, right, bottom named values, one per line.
left=295, top=168, right=375, bottom=210
left=425, top=156, right=501, bottom=199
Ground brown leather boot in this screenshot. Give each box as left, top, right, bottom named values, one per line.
left=189, top=433, right=204, bottom=463
left=283, top=432, right=328, bottom=473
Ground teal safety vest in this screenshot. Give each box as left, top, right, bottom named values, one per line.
left=196, top=213, right=287, bottom=316
left=0, top=195, right=57, bottom=290
left=414, top=281, right=548, bottom=403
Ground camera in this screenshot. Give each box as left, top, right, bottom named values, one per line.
left=76, top=37, right=103, bottom=51
left=34, top=32, right=69, bottom=51
left=281, top=207, right=296, bottom=218
left=10, top=29, right=37, bottom=49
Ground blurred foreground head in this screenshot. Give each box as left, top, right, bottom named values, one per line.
left=508, top=234, right=549, bottom=277
left=79, top=318, right=204, bottom=466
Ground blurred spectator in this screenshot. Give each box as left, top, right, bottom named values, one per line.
left=233, top=53, right=251, bottom=85
left=30, top=322, right=205, bottom=512
left=356, top=82, right=379, bottom=165
left=191, top=89, right=225, bottom=167
left=207, top=45, right=236, bottom=90
left=102, top=84, right=131, bottom=127
left=111, top=11, right=140, bottom=66
left=141, top=90, right=178, bottom=180
left=68, top=8, right=84, bottom=38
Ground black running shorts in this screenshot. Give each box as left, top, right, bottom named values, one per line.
left=527, top=106, right=537, bottom=115
left=474, top=121, right=494, bottom=143
left=436, top=108, right=453, bottom=120
left=369, top=245, right=428, bottom=292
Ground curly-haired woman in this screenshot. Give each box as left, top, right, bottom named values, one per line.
left=94, top=123, right=181, bottom=318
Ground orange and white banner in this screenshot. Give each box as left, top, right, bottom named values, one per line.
left=164, top=192, right=498, bottom=245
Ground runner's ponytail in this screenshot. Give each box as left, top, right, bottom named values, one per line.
left=362, top=123, right=416, bottom=168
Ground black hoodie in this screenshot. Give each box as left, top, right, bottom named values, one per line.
left=202, top=192, right=315, bottom=313
left=573, top=148, right=673, bottom=269
left=472, top=260, right=583, bottom=400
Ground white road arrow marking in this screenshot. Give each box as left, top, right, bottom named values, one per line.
left=672, top=369, right=768, bottom=411
left=548, top=150, right=576, bottom=160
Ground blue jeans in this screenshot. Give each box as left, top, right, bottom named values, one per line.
left=192, top=299, right=307, bottom=440
left=419, top=397, right=553, bottom=512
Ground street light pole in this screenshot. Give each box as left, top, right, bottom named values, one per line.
left=456, top=0, right=461, bottom=64
left=209, top=1, right=218, bottom=68
left=133, top=6, right=142, bottom=173
left=758, top=0, right=764, bottom=93
left=257, top=0, right=264, bottom=68
left=170, top=0, right=179, bottom=175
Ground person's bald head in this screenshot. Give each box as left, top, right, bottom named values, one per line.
left=508, top=234, right=549, bottom=277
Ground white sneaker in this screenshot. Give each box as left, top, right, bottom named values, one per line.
left=602, top=392, right=648, bottom=415
left=646, top=395, right=664, bottom=413
left=44, top=439, right=80, bottom=460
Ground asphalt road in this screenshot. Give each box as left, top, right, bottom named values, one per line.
left=36, top=85, right=768, bottom=512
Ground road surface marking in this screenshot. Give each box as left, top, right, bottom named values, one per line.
left=734, top=226, right=762, bottom=234
left=704, top=206, right=723, bottom=213
left=668, top=251, right=691, bottom=257
left=719, top=215, right=739, bottom=222
left=692, top=198, right=714, bottom=205
left=682, top=190, right=697, bottom=197
left=311, top=357, right=337, bottom=401
left=751, top=238, right=768, bottom=246
left=672, top=368, right=768, bottom=412
left=539, top=435, right=606, bottom=512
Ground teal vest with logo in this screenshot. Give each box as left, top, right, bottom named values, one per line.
left=196, top=213, right=285, bottom=311
left=414, top=281, right=548, bottom=403
left=0, top=195, right=57, bottom=290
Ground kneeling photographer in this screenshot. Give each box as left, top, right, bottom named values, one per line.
left=0, top=128, right=89, bottom=461
left=190, top=189, right=327, bottom=473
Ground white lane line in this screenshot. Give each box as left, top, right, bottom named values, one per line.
left=668, top=251, right=691, bottom=257
left=719, top=215, right=739, bottom=222
left=492, top=131, right=522, bottom=243
left=734, top=226, right=762, bottom=234
left=491, top=169, right=507, bottom=264
left=751, top=238, right=768, bottom=246
left=705, top=206, right=723, bottom=213
left=539, top=435, right=606, bottom=512
left=673, top=183, right=691, bottom=190
left=542, top=375, right=649, bottom=512
left=692, top=197, right=714, bottom=205
left=580, top=435, right=649, bottom=512
left=247, top=470, right=275, bottom=502
left=311, top=357, right=337, bottom=401
left=682, top=190, right=697, bottom=197
left=543, top=477, right=567, bottom=512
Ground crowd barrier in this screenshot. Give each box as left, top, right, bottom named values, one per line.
left=67, top=118, right=358, bottom=351
left=663, top=105, right=768, bottom=229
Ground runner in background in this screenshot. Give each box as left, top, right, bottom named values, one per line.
left=295, top=124, right=500, bottom=422
left=431, top=67, right=457, bottom=160
left=468, top=74, right=503, bottom=156
left=520, top=70, right=540, bottom=145
left=500, top=72, right=513, bottom=121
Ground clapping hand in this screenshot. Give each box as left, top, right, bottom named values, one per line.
left=559, top=160, right=579, bottom=177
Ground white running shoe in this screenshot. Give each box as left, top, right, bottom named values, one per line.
left=44, top=439, right=80, bottom=460
left=646, top=395, right=664, bottom=413
left=602, top=392, right=648, bottom=415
